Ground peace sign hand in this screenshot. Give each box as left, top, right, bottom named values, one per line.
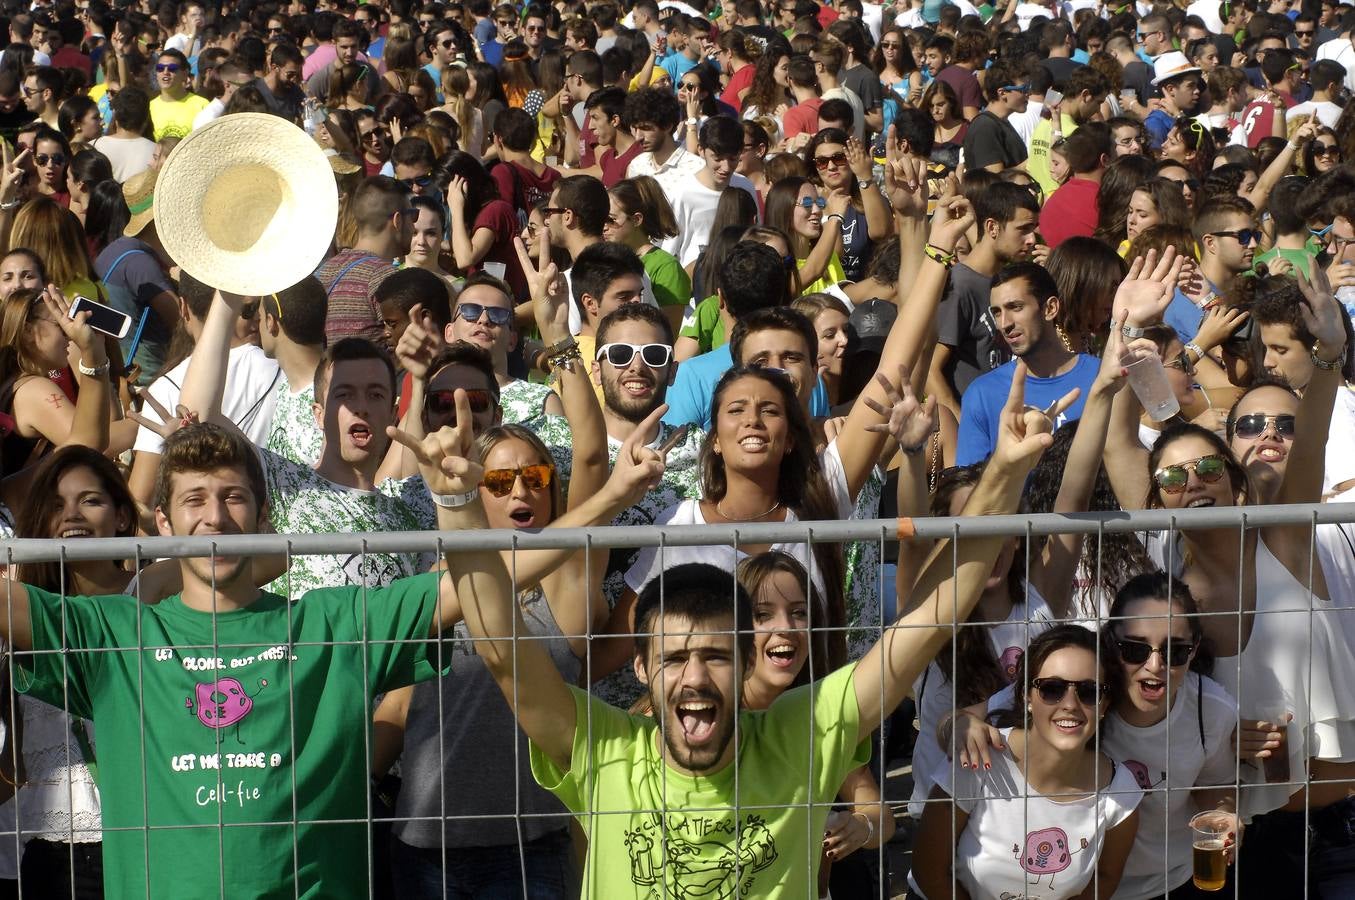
left=513, top=230, right=570, bottom=343
left=386, top=390, right=484, bottom=497
left=1, top=143, right=30, bottom=205
left=604, top=404, right=670, bottom=508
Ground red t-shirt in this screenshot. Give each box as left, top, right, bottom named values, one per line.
left=472, top=198, right=528, bottom=300
left=937, top=65, right=983, bottom=113
left=600, top=141, right=645, bottom=187
left=1038, top=177, right=1100, bottom=248
left=1234, top=92, right=1297, bottom=149
left=490, top=161, right=561, bottom=216
left=720, top=63, right=757, bottom=113
left=815, top=4, right=839, bottom=27
left=782, top=98, right=824, bottom=139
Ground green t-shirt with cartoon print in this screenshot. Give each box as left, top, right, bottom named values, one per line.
left=15, top=573, right=444, bottom=899
left=530, top=662, right=870, bottom=899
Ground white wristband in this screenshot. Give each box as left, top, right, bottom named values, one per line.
left=431, top=489, right=479, bottom=509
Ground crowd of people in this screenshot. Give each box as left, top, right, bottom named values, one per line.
left=0, top=0, right=1349, bottom=896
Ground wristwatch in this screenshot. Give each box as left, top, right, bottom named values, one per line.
left=1311, top=343, right=1347, bottom=371
left=686, top=117, right=698, bottom=126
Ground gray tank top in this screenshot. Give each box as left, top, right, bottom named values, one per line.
left=394, top=585, right=582, bottom=848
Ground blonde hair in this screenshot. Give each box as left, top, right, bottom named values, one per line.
left=0, top=287, right=55, bottom=382
left=440, top=66, right=476, bottom=144
left=11, top=199, right=93, bottom=289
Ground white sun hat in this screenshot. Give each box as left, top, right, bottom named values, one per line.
left=154, top=112, right=340, bottom=297
left=1152, top=51, right=1201, bottom=86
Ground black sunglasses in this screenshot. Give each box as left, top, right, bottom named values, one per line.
left=1031, top=677, right=1103, bottom=706
left=1116, top=638, right=1195, bottom=668
left=1233, top=413, right=1296, bottom=439
left=455, top=302, right=512, bottom=327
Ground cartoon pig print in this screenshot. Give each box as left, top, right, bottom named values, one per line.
left=999, top=646, right=1024, bottom=683
left=1123, top=759, right=1164, bottom=791
left=186, top=677, right=268, bottom=744
left=1014, top=827, right=1088, bottom=890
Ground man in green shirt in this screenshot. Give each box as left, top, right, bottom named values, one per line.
left=5, top=421, right=467, bottom=898
left=416, top=362, right=1074, bottom=898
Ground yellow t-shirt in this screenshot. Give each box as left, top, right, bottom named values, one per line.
left=552, top=333, right=605, bottom=405
left=149, top=93, right=209, bottom=140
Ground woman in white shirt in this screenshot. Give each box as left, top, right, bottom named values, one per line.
left=1102, top=259, right=1355, bottom=896
left=953, top=572, right=1245, bottom=899
left=912, top=625, right=1143, bottom=899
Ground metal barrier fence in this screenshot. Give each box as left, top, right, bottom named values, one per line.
left=0, top=501, right=1352, bottom=899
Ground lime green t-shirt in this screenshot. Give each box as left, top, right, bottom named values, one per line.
left=800, top=253, right=847, bottom=297
left=531, top=663, right=870, bottom=899
left=1027, top=113, right=1078, bottom=197
left=642, top=246, right=691, bottom=310
left=677, top=294, right=725, bottom=354
left=17, top=573, right=445, bottom=899
left=149, top=92, right=209, bottom=140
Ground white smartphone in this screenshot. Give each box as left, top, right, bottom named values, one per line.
left=69, top=294, right=132, bottom=339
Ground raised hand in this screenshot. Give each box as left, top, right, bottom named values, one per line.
left=446, top=174, right=468, bottom=213
left=1194, top=304, right=1249, bottom=353
left=386, top=390, right=484, bottom=497
left=127, top=391, right=198, bottom=439
left=928, top=195, right=974, bottom=250
left=395, top=303, right=444, bottom=380
left=1112, top=247, right=1183, bottom=328
left=1091, top=311, right=1133, bottom=398
left=993, top=361, right=1077, bottom=471
left=863, top=365, right=937, bottom=450
left=846, top=135, right=873, bottom=182
left=0, top=143, right=30, bottom=206
left=605, top=404, right=668, bottom=506
left=43, top=285, right=106, bottom=367
left=883, top=129, right=928, bottom=218
left=513, top=228, right=569, bottom=342
left=1296, top=257, right=1349, bottom=358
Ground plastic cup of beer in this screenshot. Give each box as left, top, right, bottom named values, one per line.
left=1191, top=812, right=1229, bottom=892
left=483, top=261, right=507, bottom=281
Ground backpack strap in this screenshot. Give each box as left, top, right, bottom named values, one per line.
left=101, top=247, right=147, bottom=282
left=325, top=254, right=380, bottom=296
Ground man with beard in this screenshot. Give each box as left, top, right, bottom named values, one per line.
left=535, top=302, right=704, bottom=707
left=424, top=358, right=1070, bottom=898
left=179, top=289, right=436, bottom=597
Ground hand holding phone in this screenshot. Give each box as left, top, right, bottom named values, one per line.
left=69, top=295, right=133, bottom=339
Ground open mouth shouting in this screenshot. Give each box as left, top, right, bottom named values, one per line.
left=347, top=422, right=373, bottom=450
left=675, top=695, right=720, bottom=745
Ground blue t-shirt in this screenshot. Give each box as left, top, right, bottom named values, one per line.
left=661, top=53, right=699, bottom=86
left=662, top=345, right=830, bottom=430
left=955, top=355, right=1100, bottom=466
left=1143, top=109, right=1175, bottom=148
left=1165, top=287, right=1205, bottom=344
left=474, top=17, right=498, bottom=44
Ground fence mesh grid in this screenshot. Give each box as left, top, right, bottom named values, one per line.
left=0, top=501, right=1351, bottom=898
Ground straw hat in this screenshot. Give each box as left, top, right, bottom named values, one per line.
left=122, top=169, right=157, bottom=237
left=153, top=113, right=340, bottom=297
